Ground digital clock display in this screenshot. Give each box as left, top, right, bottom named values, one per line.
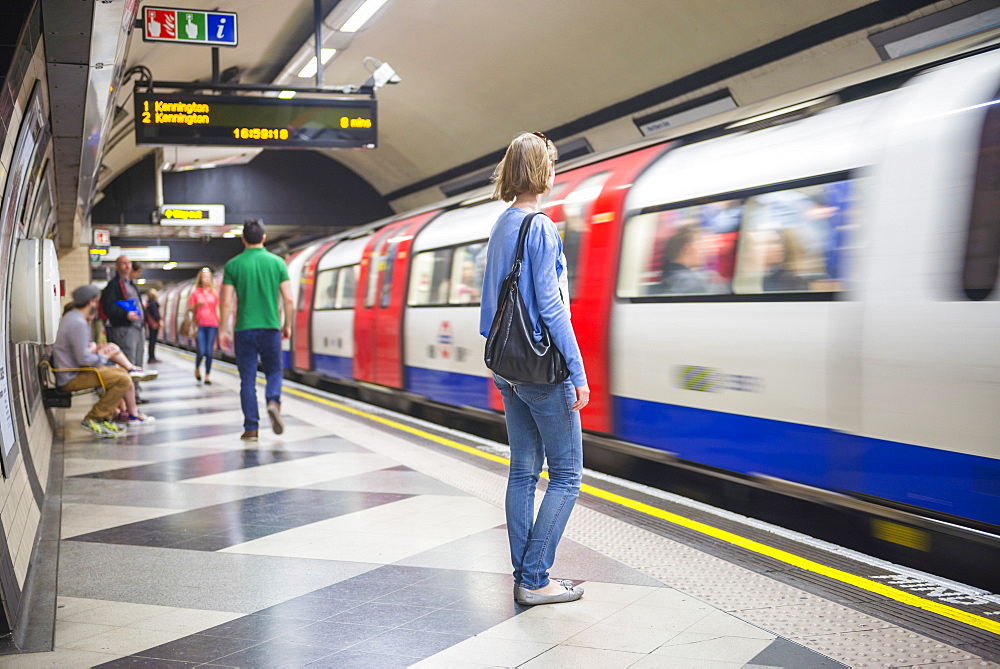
left=134, top=92, right=377, bottom=149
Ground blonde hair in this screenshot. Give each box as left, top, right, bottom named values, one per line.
left=197, top=268, right=215, bottom=290
left=491, top=133, right=557, bottom=202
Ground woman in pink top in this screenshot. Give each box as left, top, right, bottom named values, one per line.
left=187, top=268, right=221, bottom=384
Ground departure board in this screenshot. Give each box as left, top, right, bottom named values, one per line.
left=134, top=92, right=377, bottom=149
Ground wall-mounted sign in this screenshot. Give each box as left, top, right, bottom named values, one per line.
left=633, top=90, right=737, bottom=138
left=134, top=92, right=377, bottom=149
left=143, top=6, right=238, bottom=47
left=103, top=246, right=171, bottom=262
left=93, top=228, right=111, bottom=246
left=160, top=204, right=225, bottom=225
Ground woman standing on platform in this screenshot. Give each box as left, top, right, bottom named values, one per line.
left=188, top=268, right=221, bottom=384
left=480, top=132, right=589, bottom=606
left=145, top=289, right=161, bottom=363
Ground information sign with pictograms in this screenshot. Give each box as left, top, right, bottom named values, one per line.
left=142, top=6, right=238, bottom=47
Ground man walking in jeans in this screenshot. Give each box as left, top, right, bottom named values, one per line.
left=219, top=219, right=294, bottom=441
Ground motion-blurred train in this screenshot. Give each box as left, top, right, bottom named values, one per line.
left=159, top=47, right=1000, bottom=534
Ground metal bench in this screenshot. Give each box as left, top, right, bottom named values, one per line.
left=38, top=359, right=106, bottom=408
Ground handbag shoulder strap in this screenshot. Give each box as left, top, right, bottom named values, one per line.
left=511, top=212, right=541, bottom=276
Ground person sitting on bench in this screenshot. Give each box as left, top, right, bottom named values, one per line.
left=53, top=285, right=154, bottom=437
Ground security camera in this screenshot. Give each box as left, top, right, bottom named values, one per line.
left=363, top=61, right=400, bottom=91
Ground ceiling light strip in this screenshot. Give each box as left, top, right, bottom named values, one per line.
left=340, top=0, right=390, bottom=32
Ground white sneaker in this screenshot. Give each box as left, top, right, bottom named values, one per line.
left=129, top=368, right=158, bottom=382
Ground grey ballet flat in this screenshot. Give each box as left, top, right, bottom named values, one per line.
left=513, top=579, right=575, bottom=598
left=515, top=582, right=584, bottom=606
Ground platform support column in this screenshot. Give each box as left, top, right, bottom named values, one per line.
left=314, top=0, right=323, bottom=88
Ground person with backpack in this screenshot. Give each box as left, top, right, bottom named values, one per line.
left=101, top=255, right=153, bottom=403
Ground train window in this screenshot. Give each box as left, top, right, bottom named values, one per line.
left=732, top=180, right=852, bottom=294
left=618, top=201, right=739, bottom=297
left=962, top=86, right=1000, bottom=301
left=338, top=265, right=358, bottom=309
left=313, top=269, right=338, bottom=311
left=448, top=242, right=487, bottom=305
left=408, top=248, right=454, bottom=306
left=559, top=172, right=610, bottom=295
left=364, top=229, right=392, bottom=308
left=379, top=241, right=399, bottom=308
left=297, top=277, right=309, bottom=312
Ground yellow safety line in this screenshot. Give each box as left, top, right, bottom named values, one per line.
left=283, top=386, right=511, bottom=466
left=173, top=357, right=999, bottom=636
left=283, top=385, right=1000, bottom=636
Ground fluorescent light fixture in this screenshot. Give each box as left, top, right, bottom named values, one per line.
left=277, top=90, right=297, bottom=99
left=162, top=262, right=177, bottom=270
left=297, top=49, right=337, bottom=78
left=137, top=279, right=147, bottom=285
left=459, top=194, right=493, bottom=207
left=340, top=0, right=390, bottom=32
left=726, top=98, right=830, bottom=129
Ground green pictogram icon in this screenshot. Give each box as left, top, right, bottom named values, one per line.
left=181, top=12, right=206, bottom=41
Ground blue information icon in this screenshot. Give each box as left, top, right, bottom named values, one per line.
left=207, top=13, right=237, bottom=45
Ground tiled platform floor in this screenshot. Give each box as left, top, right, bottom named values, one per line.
left=3, top=352, right=991, bottom=668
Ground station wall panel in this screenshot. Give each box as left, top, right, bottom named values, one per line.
left=0, top=3, right=59, bottom=639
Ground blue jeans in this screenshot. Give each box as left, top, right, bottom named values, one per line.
left=494, top=374, right=582, bottom=590
left=234, top=329, right=282, bottom=431
left=196, top=326, right=218, bottom=375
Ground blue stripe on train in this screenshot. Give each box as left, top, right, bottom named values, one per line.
left=405, top=366, right=492, bottom=410
left=281, top=350, right=290, bottom=369
left=314, top=353, right=354, bottom=380
left=613, top=395, right=1000, bottom=527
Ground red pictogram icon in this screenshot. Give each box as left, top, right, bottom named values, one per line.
left=146, top=9, right=177, bottom=39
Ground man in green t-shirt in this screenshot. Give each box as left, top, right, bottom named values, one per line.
left=220, top=219, right=294, bottom=441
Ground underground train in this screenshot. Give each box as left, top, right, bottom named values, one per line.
left=159, top=47, right=1000, bottom=534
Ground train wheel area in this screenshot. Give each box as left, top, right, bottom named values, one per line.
left=5, top=348, right=995, bottom=668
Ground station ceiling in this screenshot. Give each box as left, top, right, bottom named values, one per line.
left=95, top=0, right=951, bottom=252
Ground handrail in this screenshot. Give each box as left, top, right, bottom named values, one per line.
left=38, top=359, right=106, bottom=392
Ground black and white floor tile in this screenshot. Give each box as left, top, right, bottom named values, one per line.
left=3, top=352, right=849, bottom=668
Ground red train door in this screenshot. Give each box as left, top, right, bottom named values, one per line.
left=354, top=212, right=435, bottom=387
left=568, top=144, right=669, bottom=434
left=293, top=240, right=337, bottom=371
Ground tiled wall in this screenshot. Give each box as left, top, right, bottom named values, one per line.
left=0, top=3, right=59, bottom=633
left=0, top=405, right=49, bottom=588
left=59, top=246, right=96, bottom=308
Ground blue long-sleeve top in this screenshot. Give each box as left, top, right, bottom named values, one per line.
left=479, top=207, right=587, bottom=387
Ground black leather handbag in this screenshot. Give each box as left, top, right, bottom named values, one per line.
left=484, top=213, right=570, bottom=385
